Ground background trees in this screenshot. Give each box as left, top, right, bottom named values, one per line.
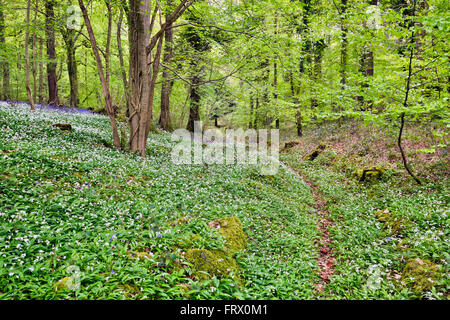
left=0, top=0, right=448, bottom=178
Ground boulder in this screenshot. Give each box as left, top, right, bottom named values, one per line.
left=305, top=142, right=328, bottom=161
left=53, top=123, right=72, bottom=131
left=354, top=167, right=384, bottom=182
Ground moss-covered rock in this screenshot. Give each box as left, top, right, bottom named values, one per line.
left=305, top=142, right=328, bottom=161
left=401, top=258, right=440, bottom=293
left=217, top=216, right=247, bottom=253
left=281, top=141, right=300, bottom=152
left=354, top=167, right=384, bottom=182
left=53, top=123, right=72, bottom=132
left=375, top=209, right=410, bottom=235
left=185, top=249, right=240, bottom=281
left=53, top=276, right=77, bottom=291
left=183, top=217, right=246, bottom=282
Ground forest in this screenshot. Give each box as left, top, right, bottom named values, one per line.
left=0, top=0, right=448, bottom=301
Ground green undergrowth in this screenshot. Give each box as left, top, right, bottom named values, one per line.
left=282, top=146, right=449, bottom=300
left=0, top=103, right=319, bottom=299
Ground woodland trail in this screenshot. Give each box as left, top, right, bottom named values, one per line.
left=283, top=164, right=336, bottom=295
left=302, top=178, right=336, bottom=294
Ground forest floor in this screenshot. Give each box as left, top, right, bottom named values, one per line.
left=0, top=102, right=448, bottom=300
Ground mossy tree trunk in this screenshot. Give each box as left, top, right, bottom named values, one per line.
left=45, top=0, right=59, bottom=106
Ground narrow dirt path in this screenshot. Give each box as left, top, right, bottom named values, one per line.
left=302, top=178, right=336, bottom=294
left=283, top=163, right=336, bottom=294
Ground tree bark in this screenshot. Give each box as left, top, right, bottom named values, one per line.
left=159, top=0, right=174, bottom=132
left=45, top=0, right=59, bottom=106
left=0, top=2, right=10, bottom=100
left=117, top=9, right=128, bottom=109
left=128, top=0, right=152, bottom=152
left=340, top=0, right=348, bottom=88
left=32, top=0, right=38, bottom=102
left=187, top=75, right=201, bottom=132
left=273, top=11, right=279, bottom=129
left=38, top=37, right=44, bottom=103
left=25, top=0, right=35, bottom=110
left=127, top=0, right=195, bottom=155
left=61, top=27, right=79, bottom=109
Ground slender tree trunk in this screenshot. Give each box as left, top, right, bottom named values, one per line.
left=38, top=38, right=44, bottom=103
left=78, top=0, right=120, bottom=148
left=357, top=0, right=377, bottom=110
left=296, top=104, right=303, bottom=137
left=45, top=0, right=59, bottom=106
left=105, top=0, right=112, bottom=86
left=311, top=40, right=325, bottom=115
left=117, top=9, right=128, bottom=109
left=249, top=93, right=254, bottom=129
left=25, top=0, right=35, bottom=110
left=398, top=0, right=421, bottom=185
left=64, top=30, right=79, bottom=108
left=273, top=11, right=279, bottom=129
left=261, top=58, right=270, bottom=127
left=159, top=0, right=174, bottom=132
left=340, top=0, right=348, bottom=88
left=32, top=0, right=38, bottom=102
left=253, top=97, right=259, bottom=129
left=187, top=75, right=201, bottom=132
left=0, top=2, right=10, bottom=100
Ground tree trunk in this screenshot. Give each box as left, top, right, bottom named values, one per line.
left=0, top=2, right=10, bottom=100
left=187, top=75, right=201, bottom=132
left=128, top=0, right=152, bottom=152
left=249, top=93, right=254, bottom=129
left=340, top=0, right=348, bottom=88
left=78, top=0, right=120, bottom=148
left=261, top=58, right=270, bottom=127
left=159, top=1, right=174, bottom=132
left=32, top=0, right=38, bottom=102
left=45, top=0, right=59, bottom=106
left=117, top=9, right=128, bottom=111
left=273, top=11, right=279, bottom=129
left=357, top=0, right=377, bottom=110
left=311, top=40, right=325, bottom=115
left=38, top=38, right=44, bottom=103
left=62, top=29, right=79, bottom=109
left=25, top=0, right=35, bottom=110
left=296, top=107, right=303, bottom=137
left=398, top=0, right=421, bottom=185
left=105, top=0, right=112, bottom=86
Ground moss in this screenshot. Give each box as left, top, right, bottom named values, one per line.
left=117, top=283, right=140, bottom=298
left=53, top=123, right=72, bottom=131
left=316, top=150, right=337, bottom=166
left=305, top=142, right=328, bottom=161
left=354, top=166, right=384, bottom=182
left=401, top=258, right=440, bottom=293
left=281, top=141, right=300, bottom=152
left=385, top=217, right=409, bottom=235
left=217, top=216, right=247, bottom=253
left=375, top=209, right=391, bottom=223
left=53, top=277, right=76, bottom=291
left=128, top=251, right=154, bottom=261
left=185, top=249, right=240, bottom=281
left=182, top=217, right=246, bottom=282
left=375, top=209, right=410, bottom=235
